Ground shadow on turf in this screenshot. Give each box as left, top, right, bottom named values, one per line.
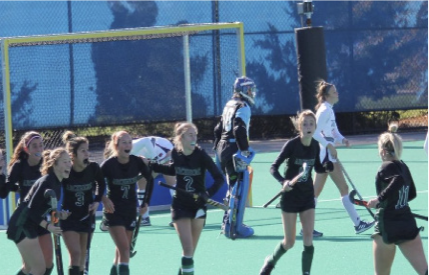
left=249, top=235, right=374, bottom=242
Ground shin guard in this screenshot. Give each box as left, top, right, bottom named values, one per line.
left=109, top=265, right=118, bottom=275
left=181, top=257, right=194, bottom=275
left=228, top=169, right=254, bottom=238
left=69, top=266, right=80, bottom=275
left=118, top=264, right=129, bottom=275
left=302, top=245, right=314, bottom=275
left=270, top=241, right=287, bottom=265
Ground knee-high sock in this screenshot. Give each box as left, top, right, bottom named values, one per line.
left=44, top=266, right=54, bottom=275
left=118, top=263, right=129, bottom=275
left=143, top=207, right=150, bottom=218
left=268, top=241, right=287, bottom=266
left=137, top=189, right=150, bottom=218
left=181, top=256, right=194, bottom=275
left=109, top=265, right=117, bottom=275
left=69, top=266, right=80, bottom=275
left=302, top=245, right=314, bottom=275
left=341, top=195, right=360, bottom=226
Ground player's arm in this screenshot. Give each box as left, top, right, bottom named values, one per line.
left=377, top=163, right=405, bottom=202
left=5, top=162, right=21, bottom=193
left=233, top=105, right=250, bottom=151
left=203, top=150, right=224, bottom=197
left=331, top=117, right=346, bottom=145
left=313, top=143, right=333, bottom=173
left=233, top=117, right=249, bottom=151
left=26, top=182, right=51, bottom=225
left=270, top=141, right=290, bottom=185
left=93, top=163, right=106, bottom=203
left=149, top=161, right=175, bottom=176
left=0, top=174, right=8, bottom=198
left=213, top=117, right=223, bottom=150
left=313, top=107, right=330, bottom=147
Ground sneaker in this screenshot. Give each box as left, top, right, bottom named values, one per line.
left=259, top=256, right=275, bottom=275
left=141, top=217, right=151, bottom=226
left=300, top=229, right=323, bottom=237
left=355, top=220, right=375, bottom=234
left=99, top=221, right=109, bottom=232
left=169, top=221, right=174, bottom=227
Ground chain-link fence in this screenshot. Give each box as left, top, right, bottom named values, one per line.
left=0, top=1, right=426, bottom=142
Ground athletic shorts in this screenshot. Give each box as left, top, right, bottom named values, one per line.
left=7, top=207, right=42, bottom=244
left=280, top=195, right=315, bottom=213
left=372, top=207, right=420, bottom=245
left=36, top=222, right=51, bottom=236
left=61, top=216, right=92, bottom=233
left=103, top=208, right=136, bottom=231
left=171, top=206, right=207, bottom=221
left=216, top=140, right=238, bottom=183
left=319, top=138, right=337, bottom=163
left=7, top=220, right=40, bottom=244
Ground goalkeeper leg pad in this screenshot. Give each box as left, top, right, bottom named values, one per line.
left=230, top=170, right=254, bottom=238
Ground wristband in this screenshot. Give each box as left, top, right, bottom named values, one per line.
left=137, top=190, right=145, bottom=206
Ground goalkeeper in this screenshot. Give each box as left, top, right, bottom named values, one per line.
left=214, top=76, right=257, bottom=238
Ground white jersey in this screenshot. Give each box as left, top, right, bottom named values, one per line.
left=313, top=101, right=345, bottom=148
left=131, top=137, right=173, bottom=164
left=423, top=131, right=429, bottom=157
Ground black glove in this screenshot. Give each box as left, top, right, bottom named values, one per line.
left=323, top=161, right=334, bottom=172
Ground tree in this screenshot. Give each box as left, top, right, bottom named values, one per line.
left=90, top=1, right=209, bottom=125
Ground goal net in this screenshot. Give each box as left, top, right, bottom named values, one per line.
left=0, top=22, right=246, bottom=226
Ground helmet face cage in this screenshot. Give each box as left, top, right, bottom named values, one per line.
left=233, top=76, right=257, bottom=105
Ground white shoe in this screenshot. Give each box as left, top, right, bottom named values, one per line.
left=141, top=217, right=151, bottom=226
left=99, top=221, right=109, bottom=232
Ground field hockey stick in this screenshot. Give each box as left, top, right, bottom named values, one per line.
left=84, top=213, right=96, bottom=275
left=337, top=159, right=376, bottom=219
left=157, top=181, right=228, bottom=211
left=130, top=174, right=153, bottom=258
left=349, top=190, right=428, bottom=221
left=44, top=189, right=64, bottom=275
left=263, top=162, right=308, bottom=208
left=130, top=213, right=143, bottom=258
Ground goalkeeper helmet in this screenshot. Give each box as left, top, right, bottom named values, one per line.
left=233, top=76, right=257, bottom=105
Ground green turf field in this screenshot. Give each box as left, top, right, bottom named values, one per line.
left=0, top=139, right=427, bottom=275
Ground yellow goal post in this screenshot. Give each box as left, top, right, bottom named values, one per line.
left=0, top=22, right=247, bottom=226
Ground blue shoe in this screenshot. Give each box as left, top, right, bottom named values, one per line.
left=300, top=229, right=323, bottom=237
left=237, top=224, right=254, bottom=238
left=355, top=220, right=375, bottom=234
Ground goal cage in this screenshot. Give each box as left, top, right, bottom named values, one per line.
left=0, top=22, right=246, bottom=226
